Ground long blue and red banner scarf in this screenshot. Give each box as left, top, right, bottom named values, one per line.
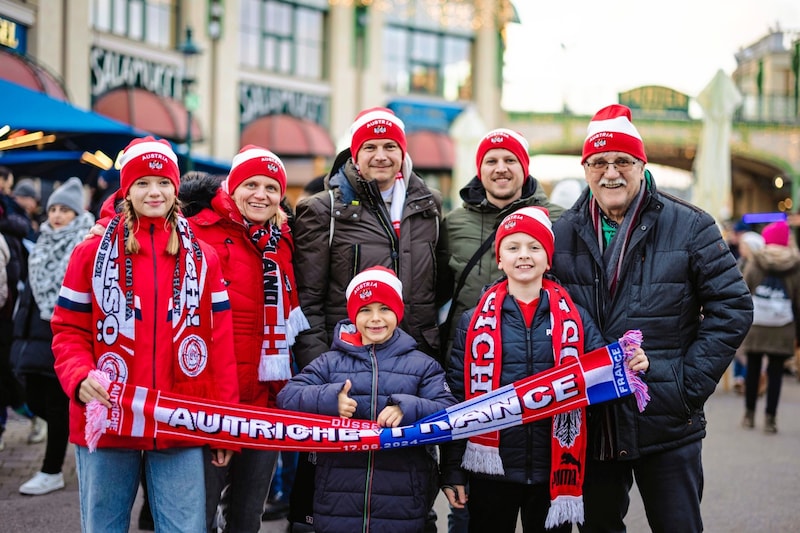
left=86, top=331, right=649, bottom=452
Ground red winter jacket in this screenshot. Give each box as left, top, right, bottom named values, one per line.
left=51, top=215, right=238, bottom=450
left=184, top=185, right=295, bottom=407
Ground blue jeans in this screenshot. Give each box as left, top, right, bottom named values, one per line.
left=75, top=445, right=206, bottom=533
left=580, top=440, right=704, bottom=533
left=205, top=446, right=278, bottom=532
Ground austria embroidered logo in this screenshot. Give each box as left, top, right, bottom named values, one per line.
left=373, top=125, right=387, bottom=134
left=592, top=138, right=607, bottom=149
left=178, top=334, right=208, bottom=377
left=97, top=352, right=128, bottom=382
left=490, top=135, right=506, bottom=144
left=359, top=288, right=373, bottom=301
left=502, top=216, right=521, bottom=231
left=149, top=160, right=163, bottom=170
left=267, top=162, right=279, bottom=174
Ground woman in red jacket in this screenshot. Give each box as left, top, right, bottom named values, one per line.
left=51, top=137, right=239, bottom=532
left=179, top=145, right=308, bottom=533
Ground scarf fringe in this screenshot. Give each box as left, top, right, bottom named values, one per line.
left=545, top=495, right=584, bottom=529
left=286, top=305, right=310, bottom=347
left=85, top=370, right=111, bottom=453
left=620, top=329, right=650, bottom=412
left=462, top=441, right=505, bottom=475
left=259, top=353, right=292, bottom=382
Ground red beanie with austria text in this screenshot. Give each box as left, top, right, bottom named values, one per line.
left=582, top=104, right=647, bottom=164
left=495, top=206, right=554, bottom=264
left=119, top=136, right=180, bottom=197
left=475, top=128, right=530, bottom=177
left=345, top=266, right=404, bottom=324
left=225, top=145, right=287, bottom=197
left=349, top=107, right=407, bottom=159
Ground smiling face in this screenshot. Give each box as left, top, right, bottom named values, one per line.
left=47, top=204, right=77, bottom=229
left=355, top=302, right=397, bottom=345
left=497, top=232, right=549, bottom=291
left=355, top=139, right=403, bottom=192
left=480, top=148, right=526, bottom=208
left=231, top=175, right=282, bottom=225
left=583, top=151, right=644, bottom=223
left=127, top=175, right=176, bottom=218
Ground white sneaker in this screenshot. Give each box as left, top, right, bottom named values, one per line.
left=28, top=417, right=47, bottom=444
left=19, top=472, right=64, bottom=495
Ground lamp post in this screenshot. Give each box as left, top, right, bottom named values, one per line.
left=178, top=26, right=201, bottom=171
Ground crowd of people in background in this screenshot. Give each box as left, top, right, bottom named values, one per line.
left=9, top=101, right=800, bottom=533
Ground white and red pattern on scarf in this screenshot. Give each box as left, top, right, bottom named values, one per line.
left=463, top=277, right=587, bottom=528
left=248, top=221, right=309, bottom=381
left=92, top=214, right=216, bottom=399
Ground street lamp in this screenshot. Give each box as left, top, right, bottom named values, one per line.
left=177, top=26, right=201, bottom=171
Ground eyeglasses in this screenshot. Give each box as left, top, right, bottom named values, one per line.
left=584, top=158, right=639, bottom=171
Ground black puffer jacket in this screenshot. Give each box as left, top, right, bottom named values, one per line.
left=10, top=283, right=54, bottom=377
left=551, top=173, right=753, bottom=460
left=440, top=286, right=606, bottom=487
left=277, top=321, right=456, bottom=533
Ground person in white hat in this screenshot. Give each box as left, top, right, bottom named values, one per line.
left=550, top=104, right=753, bottom=532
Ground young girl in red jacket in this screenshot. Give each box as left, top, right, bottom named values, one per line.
left=51, top=136, right=239, bottom=532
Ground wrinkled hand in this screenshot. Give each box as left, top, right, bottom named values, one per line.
left=78, top=373, right=111, bottom=407
left=377, top=405, right=403, bottom=428
left=338, top=379, right=357, bottom=418
left=627, top=347, right=649, bottom=374
left=442, top=484, right=468, bottom=508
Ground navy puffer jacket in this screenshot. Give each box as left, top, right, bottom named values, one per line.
left=440, top=286, right=605, bottom=487
left=277, top=320, right=457, bottom=533
left=551, top=173, right=753, bottom=460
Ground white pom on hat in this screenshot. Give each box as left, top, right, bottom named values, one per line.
left=582, top=104, right=647, bottom=164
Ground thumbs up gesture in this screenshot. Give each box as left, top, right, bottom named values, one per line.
left=338, top=379, right=357, bottom=418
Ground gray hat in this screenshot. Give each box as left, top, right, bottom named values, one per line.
left=12, top=178, right=40, bottom=201
left=47, top=177, right=85, bottom=215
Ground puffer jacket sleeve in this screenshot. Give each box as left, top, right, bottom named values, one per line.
left=387, top=354, right=457, bottom=425
left=292, top=193, right=334, bottom=369
left=276, top=351, right=344, bottom=417
left=682, top=211, right=753, bottom=408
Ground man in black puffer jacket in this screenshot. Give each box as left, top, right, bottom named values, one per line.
left=551, top=105, right=753, bottom=533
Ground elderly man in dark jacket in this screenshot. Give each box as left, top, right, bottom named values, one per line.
left=551, top=104, right=753, bottom=533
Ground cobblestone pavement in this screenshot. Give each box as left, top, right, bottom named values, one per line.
left=2, top=374, right=799, bottom=532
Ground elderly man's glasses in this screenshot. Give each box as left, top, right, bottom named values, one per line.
left=584, top=158, right=639, bottom=171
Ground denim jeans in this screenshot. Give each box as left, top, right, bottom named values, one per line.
left=205, top=446, right=278, bottom=532
left=580, top=440, right=704, bottom=533
left=75, top=445, right=206, bottom=533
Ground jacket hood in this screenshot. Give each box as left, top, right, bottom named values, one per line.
left=179, top=173, right=225, bottom=218
left=459, top=174, right=538, bottom=209
left=752, top=245, right=800, bottom=273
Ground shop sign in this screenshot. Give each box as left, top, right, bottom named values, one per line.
left=90, top=47, right=180, bottom=100
left=240, top=83, right=329, bottom=126
left=0, top=15, right=25, bottom=52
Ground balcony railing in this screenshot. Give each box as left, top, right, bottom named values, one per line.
left=734, top=94, right=800, bottom=124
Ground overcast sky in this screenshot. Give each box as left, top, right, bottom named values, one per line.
left=502, top=0, right=800, bottom=115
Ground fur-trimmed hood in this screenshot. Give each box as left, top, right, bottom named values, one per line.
left=178, top=172, right=225, bottom=218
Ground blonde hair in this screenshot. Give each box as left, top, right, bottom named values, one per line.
left=122, top=200, right=180, bottom=255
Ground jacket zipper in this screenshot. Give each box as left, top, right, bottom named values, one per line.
left=149, top=223, right=158, bottom=449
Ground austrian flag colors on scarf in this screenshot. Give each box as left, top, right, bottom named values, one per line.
left=87, top=332, right=649, bottom=458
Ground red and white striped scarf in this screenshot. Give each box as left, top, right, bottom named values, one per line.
left=247, top=221, right=308, bottom=381
left=463, top=277, right=587, bottom=527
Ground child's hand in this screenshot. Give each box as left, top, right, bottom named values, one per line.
left=377, top=405, right=403, bottom=428
left=338, top=379, right=357, bottom=418
left=627, top=347, right=649, bottom=374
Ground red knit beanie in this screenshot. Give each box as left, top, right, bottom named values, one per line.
left=119, top=136, right=180, bottom=197
left=762, top=220, right=790, bottom=246
left=349, top=107, right=407, bottom=159
left=475, top=128, right=530, bottom=177
left=225, top=145, right=287, bottom=196
left=495, top=206, right=554, bottom=264
left=345, top=266, right=404, bottom=324
left=582, top=104, right=647, bottom=164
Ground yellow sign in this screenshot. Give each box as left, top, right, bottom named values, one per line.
left=0, top=18, right=20, bottom=49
